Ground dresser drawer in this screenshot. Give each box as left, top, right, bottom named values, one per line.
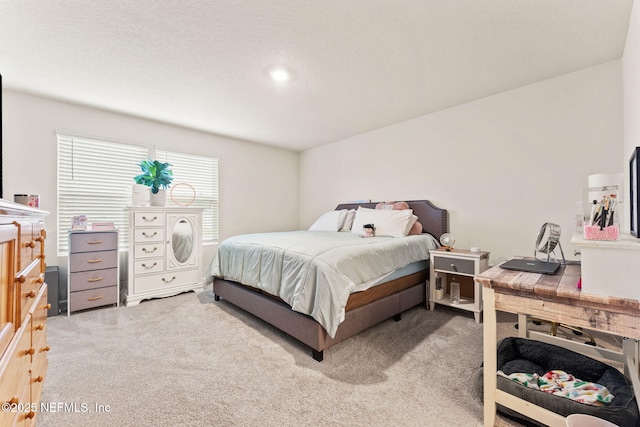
left=134, top=212, right=165, bottom=227
left=69, top=286, right=118, bottom=312
left=69, top=250, right=118, bottom=273
left=69, top=232, right=117, bottom=253
left=134, top=258, right=165, bottom=275
left=69, top=268, right=118, bottom=292
left=133, top=227, right=164, bottom=243
left=133, top=269, right=199, bottom=294
left=433, top=256, right=475, bottom=275
left=31, top=285, right=49, bottom=352
left=134, top=243, right=165, bottom=259
left=0, top=317, right=32, bottom=409
left=17, top=260, right=44, bottom=327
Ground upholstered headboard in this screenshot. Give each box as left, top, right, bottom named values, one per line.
left=334, top=200, right=449, bottom=240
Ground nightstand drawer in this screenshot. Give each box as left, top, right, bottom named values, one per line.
left=433, top=256, right=475, bottom=275
left=69, top=250, right=118, bottom=273
left=69, top=267, right=118, bottom=292
left=69, top=286, right=118, bottom=311
left=69, top=232, right=117, bottom=253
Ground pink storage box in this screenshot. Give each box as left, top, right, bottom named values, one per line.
left=583, top=224, right=619, bottom=241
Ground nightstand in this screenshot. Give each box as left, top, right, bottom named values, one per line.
left=429, top=248, right=489, bottom=323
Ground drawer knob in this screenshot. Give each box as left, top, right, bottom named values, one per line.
left=27, top=290, right=36, bottom=298
left=162, top=276, right=176, bottom=284
left=17, top=275, right=26, bottom=284
left=25, top=347, right=35, bottom=356
left=27, top=240, right=36, bottom=248
left=36, top=236, right=45, bottom=243
left=43, top=303, right=52, bottom=310
left=41, top=346, right=51, bottom=352
left=142, top=247, right=158, bottom=254
left=34, top=375, right=43, bottom=383
left=142, top=262, right=157, bottom=270
left=36, top=323, right=44, bottom=331
left=26, top=411, right=35, bottom=419
left=8, top=397, right=18, bottom=405
left=36, top=277, right=45, bottom=284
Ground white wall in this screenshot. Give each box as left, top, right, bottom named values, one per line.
left=299, top=61, right=623, bottom=265
left=624, top=0, right=640, bottom=233
left=3, top=90, right=299, bottom=272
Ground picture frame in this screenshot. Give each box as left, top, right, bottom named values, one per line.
left=631, top=147, right=640, bottom=237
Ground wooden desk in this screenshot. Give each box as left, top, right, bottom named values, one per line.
left=477, top=263, right=640, bottom=427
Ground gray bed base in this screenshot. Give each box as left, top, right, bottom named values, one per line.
left=213, top=278, right=426, bottom=361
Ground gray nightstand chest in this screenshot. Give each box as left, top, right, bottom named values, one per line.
left=67, top=229, right=119, bottom=315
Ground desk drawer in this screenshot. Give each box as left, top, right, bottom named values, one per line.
left=69, top=286, right=118, bottom=312
left=70, top=232, right=117, bottom=253
left=69, top=268, right=118, bottom=292
left=433, top=256, right=475, bottom=275
left=69, top=250, right=118, bottom=273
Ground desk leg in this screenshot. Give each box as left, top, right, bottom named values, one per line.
left=483, top=287, right=498, bottom=427
left=517, top=313, right=528, bottom=338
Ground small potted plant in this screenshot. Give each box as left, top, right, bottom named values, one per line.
left=134, top=159, right=174, bottom=206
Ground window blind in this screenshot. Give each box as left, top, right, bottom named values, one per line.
left=156, top=149, right=219, bottom=244
left=57, top=134, right=148, bottom=255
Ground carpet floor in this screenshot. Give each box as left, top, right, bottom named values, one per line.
left=36, top=286, right=622, bottom=426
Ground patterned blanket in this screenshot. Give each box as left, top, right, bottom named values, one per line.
left=498, top=370, right=614, bottom=406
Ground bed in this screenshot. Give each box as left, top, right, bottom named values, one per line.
left=209, top=200, right=449, bottom=361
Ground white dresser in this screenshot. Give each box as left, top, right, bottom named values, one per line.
left=126, top=206, right=203, bottom=305
left=67, top=229, right=119, bottom=315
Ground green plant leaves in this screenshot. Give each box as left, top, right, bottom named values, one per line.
left=134, top=159, right=174, bottom=194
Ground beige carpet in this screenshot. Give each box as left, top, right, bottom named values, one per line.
left=36, top=287, right=623, bottom=427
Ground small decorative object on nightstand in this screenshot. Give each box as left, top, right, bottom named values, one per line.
left=429, top=247, right=490, bottom=323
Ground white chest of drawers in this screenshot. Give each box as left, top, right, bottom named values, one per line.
left=126, top=207, right=203, bottom=306
left=67, top=230, right=119, bottom=315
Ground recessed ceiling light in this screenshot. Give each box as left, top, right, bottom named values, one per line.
left=265, top=65, right=295, bottom=83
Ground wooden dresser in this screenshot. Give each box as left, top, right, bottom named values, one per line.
left=67, top=229, right=119, bottom=315
left=0, top=200, right=49, bottom=426
left=125, top=206, right=203, bottom=306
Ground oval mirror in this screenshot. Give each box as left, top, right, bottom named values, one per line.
left=172, top=219, right=194, bottom=264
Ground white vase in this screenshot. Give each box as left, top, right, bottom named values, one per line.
left=131, top=184, right=150, bottom=206
left=150, top=189, right=167, bottom=207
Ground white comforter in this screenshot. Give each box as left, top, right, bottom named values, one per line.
left=210, top=231, right=439, bottom=338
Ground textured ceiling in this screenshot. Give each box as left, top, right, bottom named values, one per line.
left=0, top=0, right=634, bottom=151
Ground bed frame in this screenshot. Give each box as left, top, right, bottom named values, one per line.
left=213, top=200, right=449, bottom=361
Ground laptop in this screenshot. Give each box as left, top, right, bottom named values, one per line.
left=500, top=258, right=561, bottom=275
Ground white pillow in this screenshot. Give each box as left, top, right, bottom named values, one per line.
left=308, top=210, right=348, bottom=231
left=351, top=207, right=417, bottom=237
left=340, top=209, right=357, bottom=231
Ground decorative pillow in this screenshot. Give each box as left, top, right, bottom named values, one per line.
left=340, top=209, right=357, bottom=231
left=409, top=218, right=423, bottom=235
left=308, top=210, right=347, bottom=232
left=351, top=207, right=416, bottom=237
left=375, top=201, right=410, bottom=210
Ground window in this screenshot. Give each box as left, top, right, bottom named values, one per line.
left=57, top=133, right=219, bottom=256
